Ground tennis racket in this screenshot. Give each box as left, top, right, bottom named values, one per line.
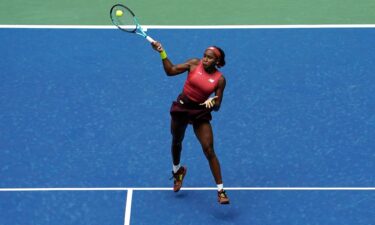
left=110, top=4, right=155, bottom=43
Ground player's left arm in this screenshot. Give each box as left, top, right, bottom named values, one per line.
left=213, top=75, right=226, bottom=111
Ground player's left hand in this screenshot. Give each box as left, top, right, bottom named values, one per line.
left=200, top=96, right=218, bottom=109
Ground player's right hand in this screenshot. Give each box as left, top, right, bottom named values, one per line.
left=151, top=41, right=164, bottom=52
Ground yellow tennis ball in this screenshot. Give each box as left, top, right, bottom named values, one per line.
left=116, top=10, right=123, bottom=17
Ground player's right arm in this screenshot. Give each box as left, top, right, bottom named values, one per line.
left=161, top=58, right=199, bottom=76
left=152, top=41, right=199, bottom=76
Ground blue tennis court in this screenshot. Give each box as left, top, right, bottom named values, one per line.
left=1, top=27, right=374, bottom=224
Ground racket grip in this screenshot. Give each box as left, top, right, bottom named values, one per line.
left=146, top=35, right=155, bottom=43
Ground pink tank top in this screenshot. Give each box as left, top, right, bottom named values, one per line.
left=182, top=61, right=222, bottom=103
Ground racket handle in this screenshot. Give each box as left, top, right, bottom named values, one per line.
left=146, top=35, right=155, bottom=43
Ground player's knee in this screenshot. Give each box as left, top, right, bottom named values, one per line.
left=203, top=147, right=216, bottom=160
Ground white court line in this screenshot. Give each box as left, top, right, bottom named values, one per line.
left=2, top=186, right=373, bottom=225
left=0, top=187, right=374, bottom=192
left=0, top=24, right=375, bottom=29
left=124, top=189, right=133, bottom=225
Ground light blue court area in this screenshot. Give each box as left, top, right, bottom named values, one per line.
left=1, top=27, right=375, bottom=224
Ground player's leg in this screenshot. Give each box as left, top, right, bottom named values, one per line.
left=170, top=117, right=188, bottom=166
left=193, top=120, right=229, bottom=204
left=192, top=121, right=222, bottom=183
left=170, top=117, right=188, bottom=192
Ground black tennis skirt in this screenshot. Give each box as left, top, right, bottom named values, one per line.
left=170, top=93, right=212, bottom=124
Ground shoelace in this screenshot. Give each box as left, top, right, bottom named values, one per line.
left=169, top=171, right=179, bottom=181
left=219, top=191, right=227, bottom=198
left=169, top=168, right=185, bottom=181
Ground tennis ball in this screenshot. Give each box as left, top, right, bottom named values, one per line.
left=116, top=10, right=123, bottom=17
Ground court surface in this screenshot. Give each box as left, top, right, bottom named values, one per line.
left=1, top=27, right=375, bottom=224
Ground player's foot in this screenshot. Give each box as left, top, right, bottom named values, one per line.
left=218, top=189, right=230, bottom=204
left=171, top=166, right=187, bottom=192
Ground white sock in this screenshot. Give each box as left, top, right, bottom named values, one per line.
left=173, top=164, right=181, bottom=173
left=217, top=184, right=224, bottom=191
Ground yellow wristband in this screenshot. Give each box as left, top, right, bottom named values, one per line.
left=160, top=50, right=167, bottom=60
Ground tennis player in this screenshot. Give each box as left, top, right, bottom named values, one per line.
left=151, top=41, right=229, bottom=204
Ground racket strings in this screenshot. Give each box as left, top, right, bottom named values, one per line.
left=110, top=6, right=137, bottom=32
